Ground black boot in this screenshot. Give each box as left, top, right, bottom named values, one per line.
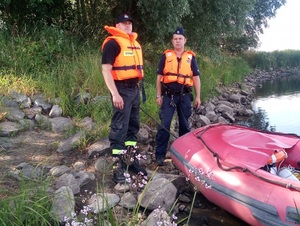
left=128, top=158, right=148, bottom=176
left=124, top=145, right=148, bottom=176
left=155, top=155, right=165, bottom=166
left=113, top=158, right=126, bottom=183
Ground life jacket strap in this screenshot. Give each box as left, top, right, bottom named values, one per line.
left=112, top=65, right=143, bottom=71
left=165, top=72, right=190, bottom=77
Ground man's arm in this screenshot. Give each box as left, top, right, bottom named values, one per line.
left=156, top=74, right=163, bottom=106
left=102, top=64, right=124, bottom=109
left=192, top=75, right=201, bottom=109
left=155, top=55, right=165, bottom=106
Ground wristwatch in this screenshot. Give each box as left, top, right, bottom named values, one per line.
left=156, top=95, right=161, bottom=98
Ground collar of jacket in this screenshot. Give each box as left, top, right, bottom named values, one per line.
left=104, top=26, right=138, bottom=42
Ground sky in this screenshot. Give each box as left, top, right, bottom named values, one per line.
left=257, top=0, right=300, bottom=52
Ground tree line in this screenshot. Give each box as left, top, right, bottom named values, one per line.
left=0, top=0, right=286, bottom=55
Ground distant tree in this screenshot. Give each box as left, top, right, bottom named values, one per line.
left=0, top=0, right=73, bottom=35
left=134, top=0, right=286, bottom=55
left=45, top=0, right=141, bottom=40
left=180, top=0, right=255, bottom=55
left=221, top=0, right=286, bottom=54
left=0, top=0, right=286, bottom=54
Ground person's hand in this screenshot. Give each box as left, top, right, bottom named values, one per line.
left=193, top=97, right=201, bottom=109
left=112, top=94, right=124, bottom=109
left=156, top=96, right=162, bottom=106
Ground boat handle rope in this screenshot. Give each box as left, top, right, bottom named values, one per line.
left=139, top=109, right=300, bottom=191
left=197, top=124, right=300, bottom=192
left=213, top=150, right=300, bottom=192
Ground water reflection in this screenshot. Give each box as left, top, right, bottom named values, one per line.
left=256, top=74, right=300, bottom=96
left=239, top=108, right=273, bottom=131
left=239, top=74, right=300, bottom=135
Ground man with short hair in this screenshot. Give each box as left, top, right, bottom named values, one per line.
left=101, top=14, right=147, bottom=183
left=155, top=27, right=201, bottom=166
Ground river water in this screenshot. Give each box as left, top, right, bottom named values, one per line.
left=185, top=73, right=300, bottom=226
left=242, top=73, right=300, bottom=135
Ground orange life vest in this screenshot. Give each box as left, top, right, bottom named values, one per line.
left=161, top=50, right=195, bottom=86
left=102, top=26, right=144, bottom=81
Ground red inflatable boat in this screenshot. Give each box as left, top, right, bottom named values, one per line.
left=170, top=123, right=300, bottom=225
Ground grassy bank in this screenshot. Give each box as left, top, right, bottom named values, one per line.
left=242, top=50, right=300, bottom=70
left=0, top=27, right=252, bottom=137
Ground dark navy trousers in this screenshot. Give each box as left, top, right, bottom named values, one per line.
left=155, top=93, right=192, bottom=158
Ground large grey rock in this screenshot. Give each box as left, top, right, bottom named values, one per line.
left=51, top=186, right=75, bottom=222
left=215, top=103, right=234, bottom=115
left=87, top=193, right=120, bottom=213
left=86, top=138, right=110, bottom=159
left=120, top=192, right=137, bottom=209
left=141, top=209, right=174, bottom=226
left=35, top=114, right=51, bottom=130
left=56, top=131, right=85, bottom=153
left=33, top=97, right=52, bottom=112
left=49, top=117, right=73, bottom=133
left=49, top=105, right=63, bottom=118
left=6, top=108, right=25, bottom=121
left=138, top=178, right=177, bottom=212
left=50, top=165, right=71, bottom=177
left=0, top=121, right=22, bottom=137
left=55, top=173, right=80, bottom=195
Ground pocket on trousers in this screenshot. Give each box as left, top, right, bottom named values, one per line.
left=182, top=96, right=192, bottom=118
left=188, top=93, right=194, bottom=101
left=110, top=122, right=124, bottom=139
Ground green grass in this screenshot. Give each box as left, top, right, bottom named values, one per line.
left=0, top=26, right=253, bottom=134
left=0, top=179, right=57, bottom=226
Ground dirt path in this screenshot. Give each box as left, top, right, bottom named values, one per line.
left=0, top=130, right=80, bottom=198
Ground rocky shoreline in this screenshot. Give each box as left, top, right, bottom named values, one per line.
left=0, top=68, right=299, bottom=225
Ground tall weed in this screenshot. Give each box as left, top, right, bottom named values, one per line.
left=242, top=50, right=300, bottom=70
left=199, top=56, right=251, bottom=101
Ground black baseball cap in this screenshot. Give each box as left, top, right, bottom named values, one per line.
left=116, top=14, right=133, bottom=23
left=173, top=27, right=186, bottom=37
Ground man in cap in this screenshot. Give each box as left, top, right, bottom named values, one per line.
left=101, top=14, right=147, bottom=183
left=155, top=27, right=201, bottom=166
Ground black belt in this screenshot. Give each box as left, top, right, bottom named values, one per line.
left=164, top=90, right=190, bottom=97
left=112, top=65, right=143, bottom=70
left=115, top=79, right=138, bottom=88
